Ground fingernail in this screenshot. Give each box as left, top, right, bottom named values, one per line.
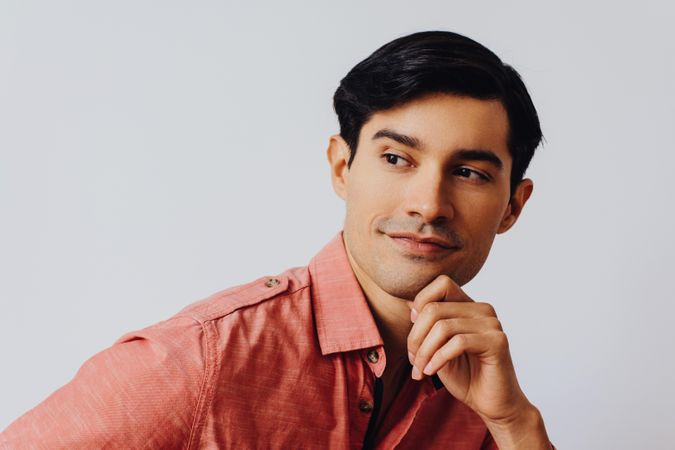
left=423, top=362, right=434, bottom=375
left=408, top=351, right=415, bottom=364
left=411, top=366, right=421, bottom=380
left=410, top=308, right=418, bottom=323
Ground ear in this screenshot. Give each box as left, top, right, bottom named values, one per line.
left=326, top=134, right=352, bottom=201
left=496, top=178, right=534, bottom=234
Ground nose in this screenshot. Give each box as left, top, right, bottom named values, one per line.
left=403, top=165, right=454, bottom=225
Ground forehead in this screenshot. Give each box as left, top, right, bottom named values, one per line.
left=360, top=93, right=511, bottom=164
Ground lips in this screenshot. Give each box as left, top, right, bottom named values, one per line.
left=385, top=232, right=457, bottom=249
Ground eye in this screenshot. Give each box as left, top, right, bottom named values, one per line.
left=454, top=167, right=489, bottom=182
left=382, top=153, right=411, bottom=167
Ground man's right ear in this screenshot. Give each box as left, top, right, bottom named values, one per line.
left=326, top=134, right=351, bottom=201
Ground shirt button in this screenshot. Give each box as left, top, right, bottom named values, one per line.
left=264, top=278, right=280, bottom=288
left=366, top=349, right=379, bottom=364
left=359, top=400, right=374, bottom=413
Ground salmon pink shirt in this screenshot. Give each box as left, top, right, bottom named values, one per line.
left=1, top=231, right=541, bottom=449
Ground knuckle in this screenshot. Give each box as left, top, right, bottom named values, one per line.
left=486, top=316, right=502, bottom=331
left=438, top=274, right=452, bottom=285
left=494, top=331, right=509, bottom=350
left=442, top=318, right=459, bottom=334
left=453, top=333, right=468, bottom=347
left=477, top=301, right=497, bottom=317
left=431, top=320, right=448, bottom=337
left=416, top=345, right=430, bottom=361
left=407, top=334, right=418, bottom=352
left=421, top=301, right=441, bottom=318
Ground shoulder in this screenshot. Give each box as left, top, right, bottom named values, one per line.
left=0, top=266, right=314, bottom=448
left=108, top=263, right=312, bottom=352
left=173, top=264, right=312, bottom=324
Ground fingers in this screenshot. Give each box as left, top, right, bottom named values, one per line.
left=410, top=275, right=472, bottom=322
left=408, top=302, right=499, bottom=355
left=407, top=276, right=501, bottom=381
left=420, top=331, right=509, bottom=377
left=409, top=317, right=503, bottom=380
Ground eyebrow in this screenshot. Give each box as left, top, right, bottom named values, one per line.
left=372, top=128, right=422, bottom=149
left=371, top=128, right=503, bottom=171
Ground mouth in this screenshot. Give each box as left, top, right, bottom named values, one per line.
left=385, top=233, right=459, bottom=256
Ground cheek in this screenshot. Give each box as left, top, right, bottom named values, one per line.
left=454, top=198, right=507, bottom=253
left=462, top=192, right=507, bottom=226
left=346, top=168, right=397, bottom=220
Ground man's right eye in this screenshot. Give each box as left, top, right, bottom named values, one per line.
left=383, top=153, right=411, bottom=167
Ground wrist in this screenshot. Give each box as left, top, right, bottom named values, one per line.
left=483, top=403, right=551, bottom=450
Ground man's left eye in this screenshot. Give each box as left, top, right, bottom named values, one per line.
left=454, top=167, right=488, bottom=181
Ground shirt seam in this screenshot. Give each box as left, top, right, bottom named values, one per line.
left=181, top=285, right=310, bottom=449
left=187, top=281, right=310, bottom=323
left=199, top=284, right=311, bottom=322
left=185, top=317, right=214, bottom=450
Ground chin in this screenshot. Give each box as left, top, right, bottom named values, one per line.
left=375, top=271, right=440, bottom=301
left=373, top=259, right=481, bottom=299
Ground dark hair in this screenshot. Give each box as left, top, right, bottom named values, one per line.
left=333, top=31, right=543, bottom=196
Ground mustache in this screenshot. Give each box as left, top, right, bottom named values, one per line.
left=379, top=218, right=464, bottom=248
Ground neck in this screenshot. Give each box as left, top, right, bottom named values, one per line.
left=367, top=294, right=413, bottom=367
left=344, top=242, right=413, bottom=364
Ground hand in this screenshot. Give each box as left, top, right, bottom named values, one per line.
left=407, top=274, right=550, bottom=448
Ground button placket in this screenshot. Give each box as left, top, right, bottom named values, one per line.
left=356, top=356, right=378, bottom=417
left=357, top=347, right=385, bottom=420
left=363, top=346, right=386, bottom=378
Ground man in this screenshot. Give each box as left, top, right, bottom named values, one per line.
left=1, top=31, right=554, bottom=449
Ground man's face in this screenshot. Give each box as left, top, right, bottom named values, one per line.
left=328, top=92, right=533, bottom=300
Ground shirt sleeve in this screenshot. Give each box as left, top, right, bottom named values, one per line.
left=0, top=315, right=209, bottom=450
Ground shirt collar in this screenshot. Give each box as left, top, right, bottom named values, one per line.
left=307, top=231, right=446, bottom=392
left=309, top=230, right=383, bottom=355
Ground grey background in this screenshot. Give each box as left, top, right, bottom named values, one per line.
left=1, top=1, right=674, bottom=448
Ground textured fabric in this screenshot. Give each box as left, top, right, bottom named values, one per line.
left=1, top=230, right=544, bottom=449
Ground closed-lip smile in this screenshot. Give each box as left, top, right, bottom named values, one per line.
left=386, top=232, right=457, bottom=250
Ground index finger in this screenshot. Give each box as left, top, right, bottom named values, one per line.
left=410, top=274, right=472, bottom=322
